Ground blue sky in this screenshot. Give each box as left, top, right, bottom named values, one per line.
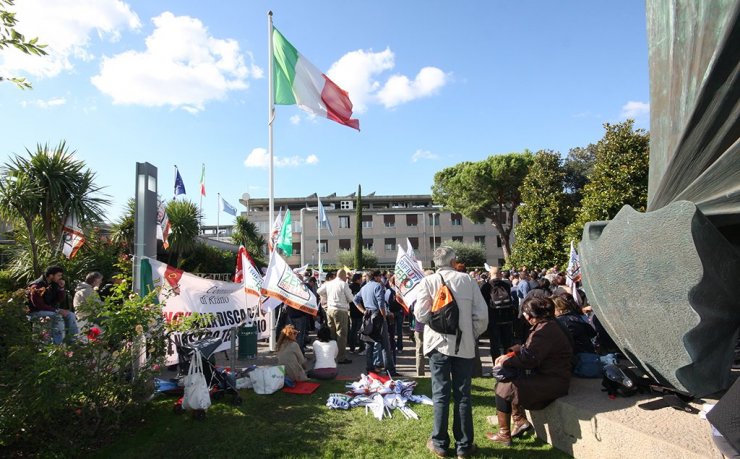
left=0, top=1, right=650, bottom=226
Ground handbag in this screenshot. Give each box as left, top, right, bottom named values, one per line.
left=182, top=349, right=211, bottom=411
left=249, top=365, right=285, bottom=395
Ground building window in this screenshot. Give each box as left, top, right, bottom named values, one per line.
left=497, top=236, right=502, bottom=248
left=429, top=236, right=441, bottom=248
left=384, top=238, right=396, bottom=251
left=339, top=239, right=351, bottom=251
left=339, top=216, right=350, bottom=228
left=451, top=213, right=463, bottom=226
left=474, top=236, right=485, bottom=245
left=474, top=219, right=485, bottom=225
left=292, top=242, right=301, bottom=255
left=406, top=214, right=418, bottom=227
left=255, top=221, right=269, bottom=233
left=363, top=238, right=374, bottom=250
left=408, top=237, right=419, bottom=250
left=340, top=200, right=353, bottom=210
left=293, top=221, right=302, bottom=233
left=452, top=236, right=463, bottom=242
left=429, top=213, right=440, bottom=226
left=317, top=240, right=328, bottom=254
left=362, top=215, right=373, bottom=229
left=384, top=215, right=395, bottom=228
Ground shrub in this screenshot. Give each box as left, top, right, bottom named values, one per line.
left=0, top=279, right=165, bottom=455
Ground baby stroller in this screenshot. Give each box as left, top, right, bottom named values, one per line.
left=172, top=336, right=242, bottom=417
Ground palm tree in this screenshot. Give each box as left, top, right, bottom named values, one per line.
left=0, top=172, right=43, bottom=276
left=7, top=141, right=109, bottom=248
left=165, top=200, right=201, bottom=264
left=111, top=198, right=135, bottom=253
left=232, top=215, right=266, bottom=264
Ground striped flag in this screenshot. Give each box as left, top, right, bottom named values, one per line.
left=200, top=164, right=206, bottom=197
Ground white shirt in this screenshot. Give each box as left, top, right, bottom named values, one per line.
left=312, top=340, right=338, bottom=369
left=316, top=278, right=354, bottom=312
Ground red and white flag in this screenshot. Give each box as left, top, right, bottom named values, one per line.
left=61, top=214, right=85, bottom=259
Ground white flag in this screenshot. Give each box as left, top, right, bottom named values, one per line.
left=318, top=198, right=333, bottom=235
left=61, top=214, right=85, bottom=259
left=566, top=241, right=582, bottom=305
left=261, top=251, right=319, bottom=316
left=268, top=208, right=283, bottom=252
left=156, top=198, right=171, bottom=249
left=393, top=245, right=426, bottom=312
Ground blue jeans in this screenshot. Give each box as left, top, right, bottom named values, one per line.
left=29, top=310, right=79, bottom=344
left=366, top=317, right=395, bottom=373
left=429, top=350, right=474, bottom=453
left=395, top=313, right=404, bottom=351
left=349, top=314, right=365, bottom=352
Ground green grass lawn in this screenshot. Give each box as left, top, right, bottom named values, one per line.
left=95, top=377, right=569, bottom=459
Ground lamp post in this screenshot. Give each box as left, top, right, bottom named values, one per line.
left=432, top=212, right=439, bottom=253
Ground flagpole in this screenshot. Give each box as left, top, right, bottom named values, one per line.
left=317, top=198, right=321, bottom=278
left=173, top=165, right=177, bottom=200
left=199, top=163, right=204, bottom=230
left=217, top=193, right=220, bottom=241
left=267, top=10, right=277, bottom=352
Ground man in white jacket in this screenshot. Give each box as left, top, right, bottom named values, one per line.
left=415, top=247, right=488, bottom=458
left=317, top=269, right=354, bottom=364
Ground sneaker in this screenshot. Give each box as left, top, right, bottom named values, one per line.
left=357, top=349, right=367, bottom=356
left=426, top=439, right=448, bottom=458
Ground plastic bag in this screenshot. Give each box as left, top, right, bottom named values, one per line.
left=249, top=365, right=285, bottom=394
left=182, top=349, right=211, bottom=411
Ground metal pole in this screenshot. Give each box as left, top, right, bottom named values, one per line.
left=300, top=208, right=305, bottom=266
left=217, top=192, right=220, bottom=241
left=317, top=202, right=321, bottom=277
left=267, top=10, right=276, bottom=352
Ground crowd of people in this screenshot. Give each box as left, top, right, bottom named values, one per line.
left=28, top=250, right=615, bottom=458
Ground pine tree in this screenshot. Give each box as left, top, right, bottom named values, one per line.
left=510, top=150, right=568, bottom=269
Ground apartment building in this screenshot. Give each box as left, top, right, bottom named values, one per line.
left=237, top=192, right=510, bottom=268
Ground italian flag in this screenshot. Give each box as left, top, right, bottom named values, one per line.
left=199, top=163, right=206, bottom=197
left=272, top=27, right=360, bottom=131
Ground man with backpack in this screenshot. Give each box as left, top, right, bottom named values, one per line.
left=481, top=266, right=517, bottom=364
left=415, top=247, right=488, bottom=458
left=27, top=265, right=81, bottom=344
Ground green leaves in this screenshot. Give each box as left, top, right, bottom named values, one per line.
left=0, top=0, right=48, bottom=89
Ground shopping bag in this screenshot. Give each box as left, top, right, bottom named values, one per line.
left=249, top=365, right=285, bottom=394
left=182, top=349, right=212, bottom=410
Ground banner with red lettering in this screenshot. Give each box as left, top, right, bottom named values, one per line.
left=146, top=258, right=265, bottom=365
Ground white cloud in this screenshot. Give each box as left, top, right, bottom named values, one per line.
left=20, top=97, right=67, bottom=108
left=620, top=101, right=650, bottom=119
left=243, top=147, right=320, bottom=168
left=0, top=0, right=141, bottom=78
left=91, top=12, right=262, bottom=113
left=326, top=48, right=448, bottom=113
left=290, top=115, right=301, bottom=125
left=411, top=149, right=440, bottom=163
left=377, top=67, right=448, bottom=108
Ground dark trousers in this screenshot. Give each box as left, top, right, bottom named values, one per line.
left=429, top=350, right=474, bottom=454
left=489, top=321, right=514, bottom=361
left=366, top=319, right=395, bottom=373
left=349, top=315, right=365, bottom=352
left=287, top=315, right=308, bottom=354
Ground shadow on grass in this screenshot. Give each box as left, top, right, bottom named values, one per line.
left=94, top=378, right=569, bottom=459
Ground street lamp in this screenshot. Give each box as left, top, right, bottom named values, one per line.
left=432, top=212, right=439, bottom=252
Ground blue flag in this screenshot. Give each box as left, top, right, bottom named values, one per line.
left=318, top=198, right=333, bottom=235
left=220, top=196, right=237, bottom=216
left=174, top=168, right=186, bottom=197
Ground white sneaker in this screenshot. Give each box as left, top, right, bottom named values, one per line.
left=357, top=349, right=367, bottom=356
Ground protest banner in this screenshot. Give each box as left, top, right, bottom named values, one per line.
left=393, top=245, right=426, bottom=313
left=261, top=251, right=319, bottom=316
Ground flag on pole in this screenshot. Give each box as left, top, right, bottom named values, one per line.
left=174, top=167, right=186, bottom=197
left=268, top=208, right=283, bottom=252
left=393, top=245, right=426, bottom=313
left=277, top=209, right=292, bottom=256
left=261, top=251, right=319, bottom=316
left=272, top=27, right=360, bottom=131
left=566, top=241, right=582, bottom=305
left=318, top=197, right=333, bottom=235
left=156, top=199, right=171, bottom=249
left=61, top=214, right=85, bottom=259
left=235, top=246, right=263, bottom=297
left=219, top=196, right=237, bottom=216
left=199, top=164, right=206, bottom=197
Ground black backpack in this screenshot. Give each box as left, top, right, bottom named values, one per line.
left=489, top=280, right=512, bottom=308
left=428, top=274, right=463, bottom=353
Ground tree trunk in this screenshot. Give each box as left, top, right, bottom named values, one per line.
left=25, top=216, right=41, bottom=278
left=491, top=219, right=512, bottom=266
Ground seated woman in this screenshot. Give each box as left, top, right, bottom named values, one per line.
left=487, top=296, right=573, bottom=447
left=554, top=294, right=600, bottom=377
left=276, top=325, right=309, bottom=382
left=308, top=326, right=338, bottom=380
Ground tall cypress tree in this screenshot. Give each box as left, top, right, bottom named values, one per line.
left=354, top=184, right=363, bottom=269
left=510, top=150, right=568, bottom=269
